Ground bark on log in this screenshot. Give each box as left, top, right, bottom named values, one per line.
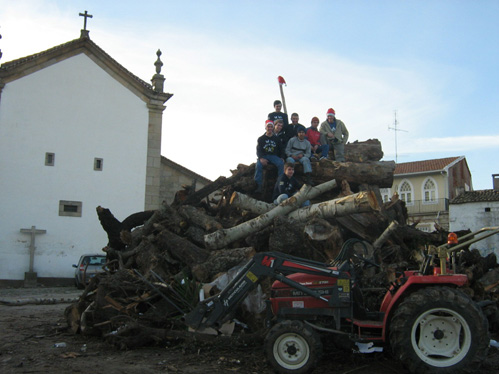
left=336, top=212, right=389, bottom=243
left=344, top=139, right=384, bottom=162
left=204, top=179, right=338, bottom=250
left=97, top=206, right=155, bottom=251
left=142, top=201, right=186, bottom=236
left=373, top=220, right=399, bottom=251
left=230, top=191, right=274, bottom=215
left=288, top=191, right=379, bottom=221
left=154, top=229, right=210, bottom=266
left=310, top=160, right=395, bottom=188
left=178, top=205, right=223, bottom=232
left=191, top=247, right=256, bottom=282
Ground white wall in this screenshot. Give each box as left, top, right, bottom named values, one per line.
left=0, top=53, right=149, bottom=280
left=449, top=203, right=499, bottom=257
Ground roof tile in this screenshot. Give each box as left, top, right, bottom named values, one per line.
left=450, top=189, right=499, bottom=204
left=394, top=157, right=461, bottom=175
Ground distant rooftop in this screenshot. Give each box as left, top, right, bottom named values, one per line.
left=450, top=189, right=499, bottom=204
left=394, top=156, right=463, bottom=175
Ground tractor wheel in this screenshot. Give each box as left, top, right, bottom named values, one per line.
left=264, top=320, right=322, bottom=374
left=389, top=287, right=489, bottom=374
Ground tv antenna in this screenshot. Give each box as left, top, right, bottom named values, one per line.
left=388, top=110, right=408, bottom=162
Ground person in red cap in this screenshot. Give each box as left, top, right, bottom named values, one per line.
left=319, top=108, right=349, bottom=162
left=254, top=119, right=285, bottom=193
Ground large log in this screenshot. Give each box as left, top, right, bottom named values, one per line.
left=204, top=180, right=338, bottom=249
left=191, top=247, right=256, bottom=282
left=154, top=229, right=210, bottom=266
left=96, top=206, right=155, bottom=251
left=310, top=160, right=395, bottom=188
left=288, top=191, right=379, bottom=221
left=344, top=139, right=384, bottom=162
left=178, top=205, right=223, bottom=233
left=230, top=191, right=274, bottom=215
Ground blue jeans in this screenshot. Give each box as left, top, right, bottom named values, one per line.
left=274, top=193, right=310, bottom=207
left=315, top=144, right=330, bottom=158
left=286, top=156, right=312, bottom=173
left=254, top=155, right=284, bottom=187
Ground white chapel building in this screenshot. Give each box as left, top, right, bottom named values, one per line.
left=0, top=27, right=209, bottom=286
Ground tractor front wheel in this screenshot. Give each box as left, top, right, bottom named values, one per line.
left=264, top=320, right=322, bottom=374
left=390, top=287, right=489, bottom=373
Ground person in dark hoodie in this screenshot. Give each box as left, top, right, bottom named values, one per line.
left=254, top=119, right=284, bottom=193
left=273, top=119, right=287, bottom=150
left=285, top=112, right=304, bottom=144
left=272, top=162, right=310, bottom=206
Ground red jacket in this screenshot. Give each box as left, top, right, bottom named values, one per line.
left=306, top=127, right=321, bottom=146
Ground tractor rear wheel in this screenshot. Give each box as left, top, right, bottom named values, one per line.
left=264, top=320, right=322, bottom=374
left=390, top=287, right=489, bottom=373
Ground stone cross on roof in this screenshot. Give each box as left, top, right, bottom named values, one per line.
left=79, top=10, right=93, bottom=38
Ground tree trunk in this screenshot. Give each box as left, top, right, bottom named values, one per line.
left=344, top=139, right=384, bottom=162
left=230, top=191, right=274, bottom=215
left=204, top=180, right=338, bottom=250
left=191, top=247, right=256, bottom=282
left=288, top=191, right=379, bottom=221
left=154, top=229, right=210, bottom=267
left=310, top=160, right=395, bottom=188
left=178, top=205, right=223, bottom=233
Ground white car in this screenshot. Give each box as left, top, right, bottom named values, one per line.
left=72, top=254, right=107, bottom=289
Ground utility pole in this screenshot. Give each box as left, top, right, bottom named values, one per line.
left=388, top=110, right=407, bottom=162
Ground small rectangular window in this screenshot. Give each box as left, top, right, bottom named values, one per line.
left=45, top=152, right=55, bottom=166
left=485, top=207, right=491, bottom=212
left=94, top=158, right=103, bottom=171
left=59, top=200, right=82, bottom=217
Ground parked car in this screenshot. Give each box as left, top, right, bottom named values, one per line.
left=72, top=254, right=107, bottom=289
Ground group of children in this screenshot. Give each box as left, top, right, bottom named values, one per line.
left=254, top=100, right=350, bottom=204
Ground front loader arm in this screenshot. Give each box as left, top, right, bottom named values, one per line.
left=184, top=252, right=342, bottom=330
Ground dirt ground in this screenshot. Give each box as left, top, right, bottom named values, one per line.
left=2, top=287, right=499, bottom=374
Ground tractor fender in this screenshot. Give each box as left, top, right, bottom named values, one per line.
left=379, top=271, right=468, bottom=341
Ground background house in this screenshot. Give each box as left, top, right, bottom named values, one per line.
left=449, top=175, right=499, bottom=257
left=0, top=31, right=208, bottom=286
left=380, top=156, right=472, bottom=232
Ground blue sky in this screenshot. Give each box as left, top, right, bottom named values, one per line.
left=1, top=0, right=498, bottom=189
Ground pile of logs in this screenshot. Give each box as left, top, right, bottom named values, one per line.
left=65, top=139, right=499, bottom=348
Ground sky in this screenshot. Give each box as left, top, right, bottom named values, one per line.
left=1, top=0, right=498, bottom=190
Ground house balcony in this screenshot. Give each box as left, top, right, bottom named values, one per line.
left=405, top=198, right=449, bottom=215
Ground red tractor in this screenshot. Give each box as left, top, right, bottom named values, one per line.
left=185, top=227, right=499, bottom=373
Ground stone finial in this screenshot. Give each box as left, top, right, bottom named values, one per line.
left=154, top=50, right=163, bottom=74
left=0, top=32, right=3, bottom=61
left=151, top=49, right=165, bottom=93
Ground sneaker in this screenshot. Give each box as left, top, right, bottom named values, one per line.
left=319, top=156, right=327, bottom=160
left=310, top=156, right=318, bottom=162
